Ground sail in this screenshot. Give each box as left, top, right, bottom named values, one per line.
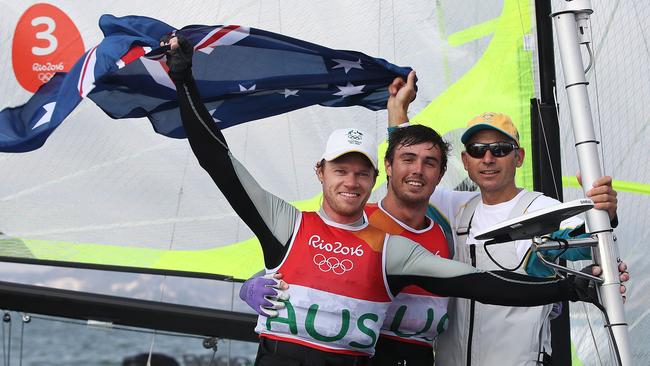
left=1, top=0, right=536, bottom=280
left=0, top=0, right=589, bottom=363
left=549, top=0, right=648, bottom=364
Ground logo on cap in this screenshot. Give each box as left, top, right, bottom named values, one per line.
left=347, top=129, right=363, bottom=145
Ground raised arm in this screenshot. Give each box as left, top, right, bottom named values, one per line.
left=164, top=35, right=298, bottom=268
left=385, top=236, right=595, bottom=306
left=387, top=70, right=417, bottom=127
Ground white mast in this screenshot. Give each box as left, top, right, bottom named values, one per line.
left=552, top=1, right=631, bottom=364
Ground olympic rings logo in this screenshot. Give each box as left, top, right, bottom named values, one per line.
left=313, top=254, right=354, bottom=275
left=37, top=72, right=54, bottom=83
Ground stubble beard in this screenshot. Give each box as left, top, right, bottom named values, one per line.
left=391, top=181, right=430, bottom=207
left=323, top=190, right=365, bottom=218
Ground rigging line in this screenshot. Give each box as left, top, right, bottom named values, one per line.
left=588, top=23, right=607, bottom=175
left=535, top=98, right=562, bottom=199
left=567, top=260, right=605, bottom=366
left=434, top=0, right=451, bottom=88
left=373, top=10, right=379, bottom=140
left=593, top=1, right=621, bottom=60
left=515, top=0, right=527, bottom=37
left=580, top=292, right=606, bottom=365
left=584, top=43, right=594, bottom=74
left=233, top=0, right=265, bottom=255
left=629, top=307, right=650, bottom=331
left=18, top=316, right=24, bottom=366
left=168, top=147, right=192, bottom=252
left=146, top=334, right=156, bottom=366
left=377, top=1, right=381, bottom=61
left=1, top=312, right=5, bottom=366
left=227, top=282, right=236, bottom=366
left=207, top=348, right=218, bottom=366
left=391, top=0, right=396, bottom=64
left=630, top=0, right=650, bottom=60
left=27, top=314, right=205, bottom=340
left=551, top=87, right=566, bottom=193
left=3, top=314, right=10, bottom=366
left=374, top=0, right=381, bottom=143
left=145, top=147, right=192, bottom=365
left=277, top=1, right=302, bottom=200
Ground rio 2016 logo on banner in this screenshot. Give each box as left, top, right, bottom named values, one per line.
left=12, top=3, right=84, bottom=92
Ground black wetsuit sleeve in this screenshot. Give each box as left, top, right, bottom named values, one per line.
left=171, top=69, right=293, bottom=268
left=385, top=236, right=584, bottom=306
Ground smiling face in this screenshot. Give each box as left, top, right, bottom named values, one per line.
left=385, top=141, right=444, bottom=206
left=461, top=129, right=524, bottom=204
left=316, top=153, right=377, bottom=224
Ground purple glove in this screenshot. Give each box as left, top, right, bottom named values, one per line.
left=549, top=302, right=563, bottom=320
left=239, top=273, right=289, bottom=317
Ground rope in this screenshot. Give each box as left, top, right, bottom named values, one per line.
left=27, top=314, right=204, bottom=339
left=1, top=312, right=6, bottom=366
left=587, top=20, right=607, bottom=175
left=18, top=315, right=26, bottom=366
left=207, top=347, right=218, bottom=366
left=566, top=259, right=605, bottom=366
left=142, top=128, right=194, bottom=365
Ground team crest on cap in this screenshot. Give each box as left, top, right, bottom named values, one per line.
left=347, top=129, right=363, bottom=145
left=481, top=112, right=497, bottom=120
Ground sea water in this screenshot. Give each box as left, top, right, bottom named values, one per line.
left=0, top=313, right=257, bottom=366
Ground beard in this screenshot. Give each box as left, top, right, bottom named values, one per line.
left=389, top=181, right=432, bottom=206
left=322, top=190, right=366, bottom=217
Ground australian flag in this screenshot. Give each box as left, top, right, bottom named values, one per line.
left=0, top=14, right=412, bottom=152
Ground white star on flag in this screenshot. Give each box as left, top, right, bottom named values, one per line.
left=333, top=82, right=365, bottom=97
left=239, top=84, right=257, bottom=92
left=208, top=109, right=222, bottom=123
left=332, top=59, right=363, bottom=73
left=279, top=89, right=299, bottom=98
left=32, top=102, right=56, bottom=130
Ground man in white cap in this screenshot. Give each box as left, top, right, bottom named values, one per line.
left=164, top=35, right=607, bottom=366
left=241, top=120, right=461, bottom=366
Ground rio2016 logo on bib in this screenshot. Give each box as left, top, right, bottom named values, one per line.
left=12, top=3, right=84, bottom=92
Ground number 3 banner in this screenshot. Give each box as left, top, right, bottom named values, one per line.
left=11, top=3, right=84, bottom=93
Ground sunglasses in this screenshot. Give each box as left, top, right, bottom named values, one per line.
left=465, top=142, right=518, bottom=158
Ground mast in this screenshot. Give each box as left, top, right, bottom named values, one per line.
left=531, top=0, right=571, bottom=363
left=551, top=1, right=631, bottom=364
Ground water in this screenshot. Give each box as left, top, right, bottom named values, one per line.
left=0, top=313, right=257, bottom=366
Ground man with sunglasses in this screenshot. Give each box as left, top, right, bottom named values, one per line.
left=384, top=73, right=627, bottom=365
left=433, top=112, right=625, bottom=366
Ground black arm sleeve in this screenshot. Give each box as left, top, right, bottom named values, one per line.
left=385, top=236, right=582, bottom=306
left=388, top=272, right=577, bottom=307
left=171, top=71, right=288, bottom=268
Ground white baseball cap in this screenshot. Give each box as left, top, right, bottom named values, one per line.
left=320, top=128, right=378, bottom=169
